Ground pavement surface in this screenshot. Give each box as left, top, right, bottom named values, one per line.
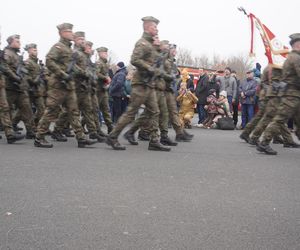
left=0, top=125, right=300, bottom=250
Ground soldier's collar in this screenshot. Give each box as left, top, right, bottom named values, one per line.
left=59, top=37, right=72, bottom=47
left=142, top=32, right=154, bottom=43
left=99, top=57, right=108, bottom=63
left=29, top=55, right=38, bottom=62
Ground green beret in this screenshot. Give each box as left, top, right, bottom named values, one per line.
left=289, top=33, right=300, bottom=46
left=6, top=34, right=20, bottom=44
left=56, top=23, right=73, bottom=32
left=74, top=31, right=85, bottom=38
left=85, top=41, right=93, bottom=47
left=96, top=47, right=108, bottom=53
left=24, top=43, right=37, bottom=51
left=141, top=16, right=160, bottom=24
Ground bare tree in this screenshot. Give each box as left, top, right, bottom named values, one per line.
left=194, top=54, right=210, bottom=69
left=176, top=48, right=194, bottom=67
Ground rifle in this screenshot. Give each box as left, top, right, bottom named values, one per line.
left=13, top=52, right=28, bottom=89
left=61, top=52, right=79, bottom=88
left=30, top=60, right=46, bottom=93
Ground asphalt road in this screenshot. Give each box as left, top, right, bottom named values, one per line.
left=0, top=126, right=300, bottom=250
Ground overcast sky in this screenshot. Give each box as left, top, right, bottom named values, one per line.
left=1, top=0, right=299, bottom=69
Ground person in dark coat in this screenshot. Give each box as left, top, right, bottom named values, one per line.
left=231, top=70, right=240, bottom=127
left=195, top=69, right=209, bottom=124
left=239, top=70, right=257, bottom=129
left=109, top=62, right=127, bottom=123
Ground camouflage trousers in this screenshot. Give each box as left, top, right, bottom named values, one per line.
left=14, top=93, right=45, bottom=128
left=6, top=89, right=34, bottom=133
left=0, top=86, right=14, bottom=136
left=97, top=89, right=113, bottom=131
left=36, top=88, right=85, bottom=140
left=242, top=100, right=267, bottom=136
left=109, top=85, right=159, bottom=141
left=260, top=96, right=300, bottom=144
left=129, top=89, right=169, bottom=137
left=165, top=91, right=184, bottom=135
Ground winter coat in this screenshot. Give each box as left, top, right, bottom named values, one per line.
left=109, top=67, right=127, bottom=97
left=239, top=78, right=257, bottom=105
left=219, top=75, right=237, bottom=98
left=195, top=73, right=209, bottom=105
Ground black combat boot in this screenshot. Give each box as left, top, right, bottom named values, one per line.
left=183, top=129, right=194, bottom=139
left=148, top=140, right=171, bottom=151
left=98, top=130, right=108, bottom=137
left=283, top=142, right=300, bottom=148
left=51, top=131, right=68, bottom=142
left=175, top=133, right=192, bottom=142
left=138, top=131, right=150, bottom=141
left=77, top=138, right=97, bottom=148
left=256, top=142, right=277, bottom=155
left=89, top=133, right=106, bottom=143
left=34, top=138, right=53, bottom=148
left=239, top=132, right=250, bottom=143
left=7, top=133, right=25, bottom=144
left=272, top=137, right=284, bottom=144
left=26, top=131, right=35, bottom=139
left=0, top=135, right=2, bottom=139
left=107, top=125, right=114, bottom=134
left=124, top=131, right=138, bottom=145
left=160, top=136, right=178, bottom=146
left=106, top=136, right=126, bottom=150
left=62, top=128, right=75, bottom=137
left=248, top=137, right=258, bottom=146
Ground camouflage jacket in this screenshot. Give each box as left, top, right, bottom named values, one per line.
left=164, top=55, right=177, bottom=92
left=73, top=46, right=89, bottom=92
left=265, top=67, right=283, bottom=98
left=46, top=37, right=74, bottom=89
left=282, top=50, right=300, bottom=97
left=96, top=57, right=109, bottom=91
left=130, top=32, right=156, bottom=87
left=2, top=46, right=27, bottom=91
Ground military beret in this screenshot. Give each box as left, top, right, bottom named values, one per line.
left=96, top=47, right=108, bottom=53
left=160, top=40, right=169, bottom=45
left=24, top=43, right=37, bottom=51
left=289, top=33, right=300, bottom=46
left=74, top=31, right=85, bottom=38
left=85, top=41, right=93, bottom=47
left=6, top=34, right=20, bottom=44
left=56, top=23, right=73, bottom=32
left=141, top=16, right=160, bottom=24
left=169, top=44, right=177, bottom=49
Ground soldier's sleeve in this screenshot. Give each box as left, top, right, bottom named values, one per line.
left=73, top=54, right=87, bottom=78
left=24, top=60, right=35, bottom=84
left=96, top=62, right=107, bottom=80
left=130, top=42, right=152, bottom=71
left=293, top=54, right=300, bottom=79
left=1, top=50, right=19, bottom=80
left=46, top=45, right=65, bottom=77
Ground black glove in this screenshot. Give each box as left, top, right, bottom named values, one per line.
left=13, top=75, right=22, bottom=84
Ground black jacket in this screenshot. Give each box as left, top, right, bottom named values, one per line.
left=195, top=73, right=209, bottom=105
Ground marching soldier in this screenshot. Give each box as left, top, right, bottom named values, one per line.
left=95, top=47, right=114, bottom=134
left=106, top=16, right=170, bottom=151
left=34, top=23, right=96, bottom=148
left=1, top=34, right=35, bottom=139
left=256, top=33, right=300, bottom=155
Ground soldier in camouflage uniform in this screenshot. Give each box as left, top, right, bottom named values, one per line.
left=1, top=35, right=35, bottom=139
left=0, top=65, right=25, bottom=143
left=257, top=33, right=300, bottom=155
left=123, top=38, right=178, bottom=146
left=163, top=44, right=194, bottom=141
left=34, top=23, right=96, bottom=148
left=106, top=16, right=170, bottom=151
left=95, top=47, right=113, bottom=134
left=240, top=66, right=283, bottom=144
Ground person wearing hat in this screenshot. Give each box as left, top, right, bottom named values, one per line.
left=17, top=43, right=46, bottom=129
left=109, top=61, right=128, bottom=123
left=106, top=16, right=171, bottom=151
left=238, top=70, right=257, bottom=129
left=0, top=38, right=25, bottom=143
left=1, top=34, right=36, bottom=140
left=34, top=23, right=96, bottom=148
left=257, top=33, right=300, bottom=155
left=95, top=46, right=114, bottom=134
